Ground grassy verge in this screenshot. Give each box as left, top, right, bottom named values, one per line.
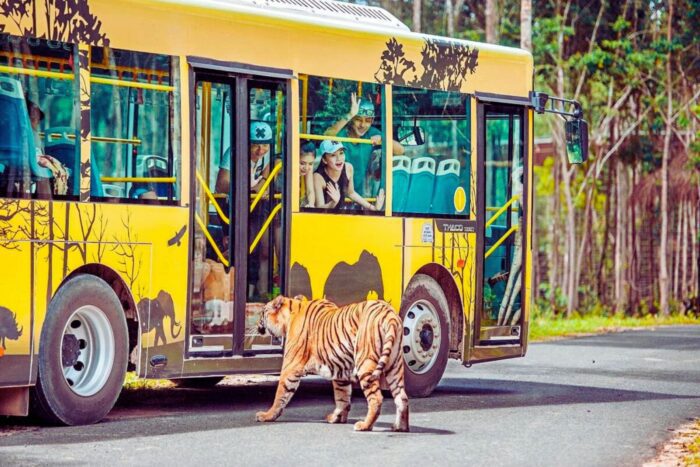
left=529, top=313, right=699, bottom=342
left=686, top=420, right=700, bottom=466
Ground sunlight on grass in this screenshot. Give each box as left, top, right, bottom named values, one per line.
left=686, top=420, right=700, bottom=466
left=123, top=372, right=173, bottom=390
left=529, top=313, right=699, bottom=342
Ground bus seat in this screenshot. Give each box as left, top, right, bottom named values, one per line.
left=391, top=155, right=410, bottom=213
left=44, top=126, right=78, bottom=195
left=404, top=156, right=435, bottom=214
left=0, top=77, right=52, bottom=181
left=101, top=184, right=124, bottom=198
left=431, top=159, right=460, bottom=215
left=136, top=154, right=171, bottom=198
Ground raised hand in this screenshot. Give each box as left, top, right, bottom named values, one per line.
left=348, top=92, right=359, bottom=119
left=326, top=181, right=341, bottom=206
left=374, top=188, right=385, bottom=211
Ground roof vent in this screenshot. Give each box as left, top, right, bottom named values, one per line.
left=228, top=0, right=409, bottom=31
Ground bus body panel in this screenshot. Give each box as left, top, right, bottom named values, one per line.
left=0, top=201, right=191, bottom=386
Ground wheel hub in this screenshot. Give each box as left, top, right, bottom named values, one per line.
left=61, top=334, right=81, bottom=367
left=402, top=300, right=441, bottom=374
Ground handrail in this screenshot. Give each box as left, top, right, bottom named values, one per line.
left=0, top=65, right=173, bottom=91
left=196, top=170, right=229, bottom=225
left=250, top=161, right=282, bottom=212
left=48, top=133, right=143, bottom=145
left=100, top=176, right=175, bottom=183
left=91, top=76, right=174, bottom=92
left=485, top=194, right=520, bottom=228
left=249, top=203, right=282, bottom=254
left=299, top=133, right=373, bottom=145
left=0, top=65, right=72, bottom=80
left=484, top=225, right=519, bottom=259
left=195, top=213, right=229, bottom=267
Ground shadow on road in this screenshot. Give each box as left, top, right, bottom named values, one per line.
left=1, top=376, right=696, bottom=446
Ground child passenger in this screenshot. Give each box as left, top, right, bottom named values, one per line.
left=313, top=140, right=384, bottom=211
left=299, top=141, right=316, bottom=208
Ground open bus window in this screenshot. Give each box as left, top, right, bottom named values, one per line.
left=89, top=47, right=180, bottom=203
left=391, top=86, right=471, bottom=217
left=299, top=74, right=387, bottom=213
left=0, top=33, right=79, bottom=200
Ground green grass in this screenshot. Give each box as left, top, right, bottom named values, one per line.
left=529, top=313, right=699, bottom=342
left=686, top=420, right=700, bottom=466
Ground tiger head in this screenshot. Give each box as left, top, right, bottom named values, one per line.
left=257, top=295, right=302, bottom=338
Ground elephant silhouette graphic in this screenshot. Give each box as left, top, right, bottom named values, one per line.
left=0, top=306, right=23, bottom=351
left=138, top=291, right=182, bottom=346
left=323, top=250, right=384, bottom=306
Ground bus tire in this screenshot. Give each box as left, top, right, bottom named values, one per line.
left=32, top=274, right=128, bottom=425
left=171, top=377, right=224, bottom=388
left=400, top=274, right=450, bottom=398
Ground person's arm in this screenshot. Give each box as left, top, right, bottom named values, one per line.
left=304, top=171, right=315, bottom=207
left=345, top=163, right=376, bottom=211
left=324, top=92, right=359, bottom=136
left=392, top=139, right=405, bottom=155
left=251, top=159, right=271, bottom=194
left=215, top=168, right=230, bottom=194
left=313, top=172, right=339, bottom=209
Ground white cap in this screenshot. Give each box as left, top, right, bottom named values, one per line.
left=319, top=139, right=344, bottom=154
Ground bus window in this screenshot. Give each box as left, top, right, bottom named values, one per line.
left=392, top=86, right=471, bottom=217
left=0, top=33, right=79, bottom=199
left=299, top=75, right=387, bottom=212
left=89, top=47, right=180, bottom=203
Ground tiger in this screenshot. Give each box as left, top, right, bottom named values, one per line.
left=255, top=295, right=409, bottom=432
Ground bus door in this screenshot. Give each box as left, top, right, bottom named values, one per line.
left=476, top=103, right=526, bottom=347
left=187, top=70, right=288, bottom=356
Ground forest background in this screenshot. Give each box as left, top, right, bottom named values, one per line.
left=348, top=0, right=700, bottom=318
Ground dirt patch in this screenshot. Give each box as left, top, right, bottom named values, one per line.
left=643, top=419, right=700, bottom=466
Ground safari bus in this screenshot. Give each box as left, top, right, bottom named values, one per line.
left=0, top=0, right=586, bottom=425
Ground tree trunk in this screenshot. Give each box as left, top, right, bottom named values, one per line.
left=520, top=0, right=532, bottom=51
left=412, top=0, right=422, bottom=33
left=485, top=0, right=498, bottom=43
left=445, top=0, right=454, bottom=36
left=658, top=0, right=673, bottom=316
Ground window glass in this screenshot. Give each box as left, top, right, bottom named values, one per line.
left=90, top=47, right=180, bottom=202
left=298, top=75, right=387, bottom=213
left=482, top=108, right=524, bottom=329
left=0, top=33, right=79, bottom=199
left=392, top=86, right=471, bottom=217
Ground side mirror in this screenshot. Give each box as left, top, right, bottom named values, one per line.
left=396, top=126, right=425, bottom=146
left=565, top=118, right=588, bottom=164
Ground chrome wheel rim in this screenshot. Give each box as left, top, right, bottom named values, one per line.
left=402, top=299, right=441, bottom=374
left=61, top=305, right=115, bottom=397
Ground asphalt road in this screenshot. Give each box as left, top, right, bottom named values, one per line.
left=1, top=326, right=699, bottom=466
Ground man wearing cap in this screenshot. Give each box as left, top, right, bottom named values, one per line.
left=325, top=92, right=404, bottom=198
left=216, top=121, right=273, bottom=194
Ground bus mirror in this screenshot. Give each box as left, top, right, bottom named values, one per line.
left=397, top=126, right=425, bottom=146
left=565, top=118, right=588, bottom=164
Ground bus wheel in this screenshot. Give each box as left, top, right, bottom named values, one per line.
left=171, top=377, right=224, bottom=388
left=400, top=274, right=450, bottom=398
left=32, top=275, right=128, bottom=425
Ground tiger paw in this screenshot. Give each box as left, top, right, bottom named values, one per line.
left=353, top=421, right=373, bottom=432
left=326, top=411, right=349, bottom=424
left=255, top=411, right=276, bottom=422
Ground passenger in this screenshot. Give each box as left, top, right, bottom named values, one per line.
left=324, top=92, right=404, bottom=197
left=129, top=182, right=158, bottom=200
left=313, top=140, right=384, bottom=211
left=216, top=121, right=272, bottom=194
left=299, top=141, right=316, bottom=208
left=26, top=98, right=67, bottom=196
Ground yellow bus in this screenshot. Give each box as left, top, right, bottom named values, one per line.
left=0, top=0, right=586, bottom=425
